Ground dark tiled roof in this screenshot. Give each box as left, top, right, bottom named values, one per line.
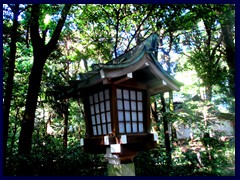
left=55, top=33, right=183, bottom=99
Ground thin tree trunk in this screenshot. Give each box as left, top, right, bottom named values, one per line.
left=221, top=25, right=235, bottom=97
left=63, top=100, right=69, bottom=147
left=3, top=4, right=20, bottom=175
left=63, top=112, right=69, bottom=147
left=113, top=7, right=120, bottom=59
left=202, top=18, right=214, bottom=102
left=169, top=91, right=177, bottom=143
left=160, top=93, right=172, bottom=172
left=205, top=85, right=212, bottom=101
left=5, top=105, right=20, bottom=175
left=151, top=100, right=159, bottom=123
left=10, top=106, right=20, bottom=157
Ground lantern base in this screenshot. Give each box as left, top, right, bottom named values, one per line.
left=83, top=133, right=157, bottom=154
left=107, top=163, right=135, bottom=176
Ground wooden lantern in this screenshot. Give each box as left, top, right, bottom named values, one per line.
left=55, top=33, right=182, bottom=163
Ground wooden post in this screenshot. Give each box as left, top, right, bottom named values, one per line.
left=107, top=163, right=135, bottom=176
left=104, top=147, right=135, bottom=176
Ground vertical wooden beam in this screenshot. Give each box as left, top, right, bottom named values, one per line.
left=82, top=94, right=92, bottom=137
left=111, top=85, right=118, bottom=135
left=146, top=90, right=151, bottom=133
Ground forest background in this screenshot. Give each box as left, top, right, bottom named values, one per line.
left=3, top=4, right=236, bottom=176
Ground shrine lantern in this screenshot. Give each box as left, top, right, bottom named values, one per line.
left=55, top=33, right=182, bottom=168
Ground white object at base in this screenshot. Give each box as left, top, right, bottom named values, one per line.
left=121, top=135, right=127, bottom=144
left=110, top=144, right=121, bottom=153
left=153, top=132, right=158, bottom=141
left=104, top=135, right=109, bottom=145
left=80, top=138, right=84, bottom=146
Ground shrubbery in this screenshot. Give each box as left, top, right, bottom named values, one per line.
left=6, top=135, right=234, bottom=176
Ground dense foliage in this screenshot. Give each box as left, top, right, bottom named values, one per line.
left=3, top=4, right=235, bottom=176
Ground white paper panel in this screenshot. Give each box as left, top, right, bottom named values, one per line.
left=119, top=122, right=125, bottom=133
left=138, top=102, right=143, bottom=111
left=132, top=122, right=138, bottom=132
left=105, top=89, right=109, bottom=99
left=118, top=111, right=124, bottom=121
left=126, top=123, right=131, bottom=133
left=139, top=123, right=143, bottom=132
left=106, top=100, right=110, bottom=111
left=123, top=89, right=129, bottom=99
left=102, top=125, right=107, bottom=135
left=90, top=105, right=94, bottom=115
left=125, top=111, right=131, bottom=121
left=106, top=112, right=111, bottom=122
left=117, top=89, right=122, bottom=98
left=124, top=100, right=130, bottom=110
left=99, top=91, right=104, bottom=101
left=117, top=100, right=123, bottom=110
left=94, top=93, right=98, bottom=103
left=131, top=101, right=136, bottom=110
left=96, top=114, right=100, bottom=124
left=108, top=123, right=112, bottom=133
left=131, top=112, right=137, bottom=121
left=93, top=126, right=97, bottom=135
left=101, top=113, right=106, bottom=123
left=137, top=91, right=142, bottom=101
left=100, top=102, right=105, bottom=112
left=138, top=112, right=143, bottom=121
left=130, top=90, right=136, bottom=100
left=97, top=125, right=102, bottom=135
left=95, top=104, right=99, bottom=113
left=91, top=115, right=96, bottom=125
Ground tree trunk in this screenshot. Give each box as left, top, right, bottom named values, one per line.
left=10, top=106, right=20, bottom=157
left=17, top=57, right=46, bottom=175
left=160, top=93, right=172, bottom=171
left=205, top=85, right=212, bottom=101
left=221, top=25, right=235, bottom=97
left=63, top=112, right=69, bottom=147
left=218, top=5, right=235, bottom=97
left=151, top=100, right=159, bottom=122
left=168, top=91, right=177, bottom=143
left=3, top=4, right=20, bottom=175
left=63, top=101, right=69, bottom=147
left=17, top=4, right=71, bottom=175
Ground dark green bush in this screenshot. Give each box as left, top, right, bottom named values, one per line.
left=5, top=134, right=234, bottom=176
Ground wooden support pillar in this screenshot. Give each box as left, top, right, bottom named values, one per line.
left=104, top=147, right=135, bottom=176
left=107, top=163, right=135, bottom=176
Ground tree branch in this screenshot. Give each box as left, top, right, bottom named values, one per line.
left=45, top=4, right=72, bottom=56
left=114, top=6, right=120, bottom=58
left=125, top=5, right=154, bottom=51
left=30, top=5, right=44, bottom=48
left=210, top=32, right=223, bottom=59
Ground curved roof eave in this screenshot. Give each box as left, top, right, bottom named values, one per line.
left=96, top=33, right=159, bottom=70
left=54, top=33, right=183, bottom=99
left=148, top=53, right=183, bottom=91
